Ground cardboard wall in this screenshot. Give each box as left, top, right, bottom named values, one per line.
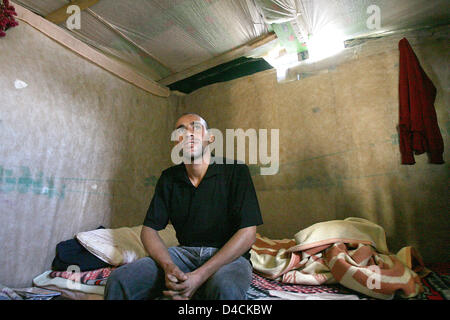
left=0, top=23, right=176, bottom=287
left=178, top=28, right=449, bottom=264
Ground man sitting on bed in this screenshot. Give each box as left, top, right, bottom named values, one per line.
left=105, top=113, right=263, bottom=300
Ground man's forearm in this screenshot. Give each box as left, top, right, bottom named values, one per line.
left=140, top=225, right=175, bottom=271
left=193, top=226, right=256, bottom=283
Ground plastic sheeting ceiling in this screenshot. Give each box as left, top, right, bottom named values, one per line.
left=255, top=0, right=449, bottom=38
left=12, top=0, right=450, bottom=86
left=13, top=0, right=268, bottom=83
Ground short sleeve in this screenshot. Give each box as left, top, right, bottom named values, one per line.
left=231, top=164, right=263, bottom=229
left=143, top=171, right=170, bottom=231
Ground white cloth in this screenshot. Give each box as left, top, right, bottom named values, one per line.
left=286, top=217, right=389, bottom=253
left=33, top=271, right=105, bottom=295
left=268, top=290, right=361, bottom=300
left=76, top=224, right=179, bottom=266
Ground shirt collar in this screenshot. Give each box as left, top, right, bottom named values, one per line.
left=173, top=156, right=223, bottom=183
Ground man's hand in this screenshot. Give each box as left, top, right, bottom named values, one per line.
left=164, top=264, right=188, bottom=288
left=163, top=270, right=204, bottom=300
left=163, top=226, right=256, bottom=300
left=141, top=226, right=189, bottom=297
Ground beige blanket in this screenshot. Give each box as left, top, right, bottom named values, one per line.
left=251, top=217, right=427, bottom=300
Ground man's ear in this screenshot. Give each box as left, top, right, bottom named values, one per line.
left=207, top=131, right=215, bottom=144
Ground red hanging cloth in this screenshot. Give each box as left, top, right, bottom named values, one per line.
left=398, top=37, right=444, bottom=165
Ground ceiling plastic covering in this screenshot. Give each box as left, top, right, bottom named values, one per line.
left=12, top=0, right=449, bottom=86
left=13, top=0, right=268, bottom=83
left=255, top=0, right=449, bottom=39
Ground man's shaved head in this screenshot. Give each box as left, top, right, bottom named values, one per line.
left=175, top=112, right=208, bottom=131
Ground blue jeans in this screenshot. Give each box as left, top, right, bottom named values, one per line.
left=104, top=246, right=253, bottom=300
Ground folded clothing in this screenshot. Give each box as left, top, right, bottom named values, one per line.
left=267, top=290, right=361, bottom=300
left=0, top=284, right=23, bottom=300
left=52, top=226, right=113, bottom=272
left=35, top=284, right=103, bottom=300
left=33, top=271, right=105, bottom=296
left=49, top=267, right=116, bottom=286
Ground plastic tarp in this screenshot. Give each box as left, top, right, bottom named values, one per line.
left=12, top=0, right=449, bottom=84
left=252, top=0, right=449, bottom=81
left=13, top=0, right=269, bottom=83
left=255, top=0, right=449, bottom=39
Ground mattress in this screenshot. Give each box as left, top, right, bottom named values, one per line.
left=32, top=266, right=449, bottom=300
left=32, top=270, right=362, bottom=300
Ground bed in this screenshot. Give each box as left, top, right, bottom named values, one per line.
left=31, top=265, right=449, bottom=301
left=30, top=223, right=449, bottom=301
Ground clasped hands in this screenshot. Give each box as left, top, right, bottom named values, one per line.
left=163, top=264, right=204, bottom=300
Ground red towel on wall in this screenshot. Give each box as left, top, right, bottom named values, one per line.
left=398, top=38, right=444, bottom=165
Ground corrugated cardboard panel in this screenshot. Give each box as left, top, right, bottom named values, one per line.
left=0, top=23, right=176, bottom=287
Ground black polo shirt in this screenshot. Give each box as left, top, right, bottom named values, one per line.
left=143, top=157, right=263, bottom=260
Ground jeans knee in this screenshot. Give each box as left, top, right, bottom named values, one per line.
left=105, top=258, right=165, bottom=300
left=203, top=277, right=248, bottom=300
left=107, top=267, right=124, bottom=285
left=220, top=284, right=247, bottom=300
left=104, top=267, right=128, bottom=299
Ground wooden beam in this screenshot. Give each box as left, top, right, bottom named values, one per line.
left=158, top=33, right=278, bottom=86
left=12, top=2, right=170, bottom=97
left=45, top=0, right=100, bottom=25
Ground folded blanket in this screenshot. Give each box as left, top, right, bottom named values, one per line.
left=324, top=242, right=422, bottom=299
left=49, top=267, right=116, bottom=286
left=267, top=290, right=361, bottom=300
left=286, top=217, right=389, bottom=253
left=251, top=218, right=425, bottom=300
left=251, top=234, right=336, bottom=285
left=35, top=284, right=103, bottom=300
left=0, top=284, right=23, bottom=300
left=33, top=271, right=105, bottom=295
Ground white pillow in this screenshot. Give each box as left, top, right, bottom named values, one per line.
left=76, top=224, right=179, bottom=266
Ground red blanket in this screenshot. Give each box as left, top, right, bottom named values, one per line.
left=49, top=267, right=116, bottom=286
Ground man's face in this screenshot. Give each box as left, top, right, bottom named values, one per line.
left=174, top=114, right=209, bottom=161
